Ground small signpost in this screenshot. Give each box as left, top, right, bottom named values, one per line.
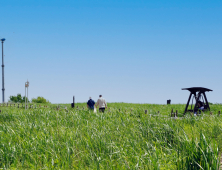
left=25, top=80, right=29, bottom=110
left=167, top=100, right=171, bottom=104
left=71, top=96, right=75, bottom=108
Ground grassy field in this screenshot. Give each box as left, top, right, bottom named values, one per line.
left=0, top=103, right=222, bottom=169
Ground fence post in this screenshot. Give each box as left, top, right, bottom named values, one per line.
left=210, top=112, right=212, bottom=115
left=18, top=104, right=19, bottom=108
left=218, top=111, right=220, bottom=116
left=119, top=109, right=120, bottom=112
left=145, top=110, right=147, bottom=114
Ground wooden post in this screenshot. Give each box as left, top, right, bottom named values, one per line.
left=218, top=111, right=220, bottom=116
left=18, top=104, right=19, bottom=108
left=176, top=110, right=178, bottom=117
left=119, top=109, right=120, bottom=112
left=77, top=106, right=79, bottom=109
left=145, top=110, right=147, bottom=114
left=157, top=111, right=159, bottom=114
left=14, top=104, right=15, bottom=107
left=210, top=112, right=212, bottom=115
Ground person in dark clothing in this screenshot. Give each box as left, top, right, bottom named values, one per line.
left=197, top=101, right=204, bottom=111
left=87, top=97, right=95, bottom=110
left=194, top=101, right=204, bottom=115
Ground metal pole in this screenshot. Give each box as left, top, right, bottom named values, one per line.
left=1, top=41, right=5, bottom=103
left=25, top=86, right=26, bottom=110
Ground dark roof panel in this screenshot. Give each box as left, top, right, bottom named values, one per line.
left=182, top=87, right=213, bottom=92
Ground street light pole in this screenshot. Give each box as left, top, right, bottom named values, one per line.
left=1, top=38, right=6, bottom=103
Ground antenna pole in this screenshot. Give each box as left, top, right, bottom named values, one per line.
left=25, top=85, right=26, bottom=110
left=25, top=80, right=29, bottom=110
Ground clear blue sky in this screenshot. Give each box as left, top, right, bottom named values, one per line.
left=1, top=0, right=222, bottom=104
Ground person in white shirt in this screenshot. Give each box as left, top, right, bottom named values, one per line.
left=96, top=95, right=107, bottom=112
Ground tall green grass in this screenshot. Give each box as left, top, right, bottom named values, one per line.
left=0, top=103, right=221, bottom=169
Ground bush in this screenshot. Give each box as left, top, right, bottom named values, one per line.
left=32, top=96, right=50, bottom=103
left=9, top=94, right=28, bottom=103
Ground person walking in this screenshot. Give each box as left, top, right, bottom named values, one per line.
left=87, top=97, right=95, bottom=110
left=96, top=95, right=107, bottom=112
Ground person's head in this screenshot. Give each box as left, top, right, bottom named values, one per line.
left=99, top=95, right=102, bottom=98
left=197, top=101, right=203, bottom=107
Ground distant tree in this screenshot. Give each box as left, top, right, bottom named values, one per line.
left=32, top=97, right=50, bottom=103
left=9, top=94, right=29, bottom=103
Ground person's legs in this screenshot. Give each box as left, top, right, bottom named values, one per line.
left=88, top=108, right=93, bottom=111
left=99, top=108, right=105, bottom=113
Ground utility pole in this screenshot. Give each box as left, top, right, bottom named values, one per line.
left=1, top=38, right=6, bottom=103
left=25, top=80, right=29, bottom=110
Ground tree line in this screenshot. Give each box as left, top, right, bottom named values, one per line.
left=9, top=94, right=50, bottom=103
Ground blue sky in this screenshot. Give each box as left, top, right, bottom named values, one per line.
left=0, top=0, right=222, bottom=104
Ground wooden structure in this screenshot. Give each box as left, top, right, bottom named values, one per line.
left=182, top=87, right=212, bottom=113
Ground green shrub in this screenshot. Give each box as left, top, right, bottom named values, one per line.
left=9, top=94, right=28, bottom=103
left=31, top=96, right=50, bottom=103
